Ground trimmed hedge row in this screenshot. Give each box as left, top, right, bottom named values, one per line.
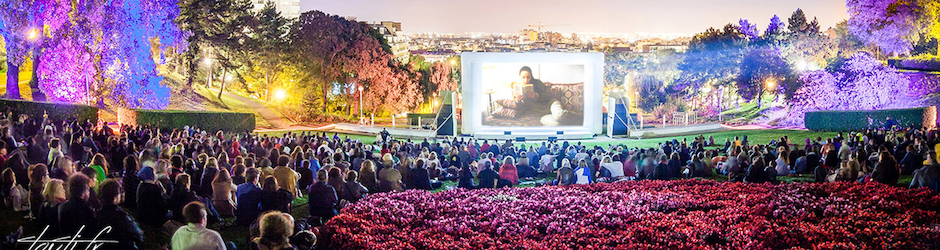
left=118, top=109, right=255, bottom=132
left=888, top=58, right=940, bottom=72
left=805, top=107, right=936, bottom=131
left=0, top=98, right=98, bottom=122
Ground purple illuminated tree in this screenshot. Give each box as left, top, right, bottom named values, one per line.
left=0, top=0, right=58, bottom=99
left=846, top=0, right=919, bottom=56
left=739, top=19, right=759, bottom=41
left=36, top=0, right=185, bottom=108
left=792, top=52, right=913, bottom=113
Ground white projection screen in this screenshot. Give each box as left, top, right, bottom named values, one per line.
left=461, top=52, right=604, bottom=139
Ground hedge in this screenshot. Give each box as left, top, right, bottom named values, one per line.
left=888, top=58, right=940, bottom=72
left=805, top=107, right=936, bottom=131
left=118, top=109, right=255, bottom=132
left=0, top=98, right=98, bottom=122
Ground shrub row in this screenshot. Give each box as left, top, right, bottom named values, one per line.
left=0, top=98, right=98, bottom=122
left=118, top=109, right=255, bottom=132
left=805, top=106, right=936, bottom=131
left=888, top=58, right=940, bottom=72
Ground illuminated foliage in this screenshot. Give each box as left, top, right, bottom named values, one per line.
left=33, top=0, right=184, bottom=108
left=846, top=0, right=919, bottom=56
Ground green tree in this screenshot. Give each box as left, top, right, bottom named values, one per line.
left=787, top=8, right=820, bottom=36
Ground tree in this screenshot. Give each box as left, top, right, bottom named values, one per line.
left=291, top=10, right=420, bottom=115
left=735, top=48, right=794, bottom=108
left=678, top=23, right=747, bottom=91
left=430, top=61, right=456, bottom=93
left=245, top=3, right=290, bottom=101
left=0, top=0, right=52, bottom=99
left=792, top=52, right=913, bottom=113
left=177, top=0, right=254, bottom=89
left=846, top=0, right=919, bottom=56
left=759, top=15, right=787, bottom=46
left=739, top=19, right=759, bottom=41
left=787, top=8, right=819, bottom=36
left=35, top=0, right=185, bottom=108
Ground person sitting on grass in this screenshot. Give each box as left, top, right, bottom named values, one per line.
left=37, top=178, right=65, bottom=236
left=910, top=151, right=940, bottom=192
left=476, top=161, right=500, bottom=189
left=96, top=178, right=144, bottom=250
left=58, top=173, right=96, bottom=234
left=171, top=201, right=227, bottom=250
left=249, top=211, right=297, bottom=250
left=498, top=156, right=519, bottom=185
left=574, top=160, right=594, bottom=184
left=308, top=169, right=339, bottom=223
left=260, top=176, right=294, bottom=214
left=236, top=167, right=263, bottom=227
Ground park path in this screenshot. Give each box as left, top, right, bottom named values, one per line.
left=220, top=91, right=292, bottom=129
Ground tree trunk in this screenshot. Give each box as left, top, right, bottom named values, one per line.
left=218, top=69, right=226, bottom=99
left=30, top=51, right=46, bottom=101
left=322, top=77, right=329, bottom=112
left=757, top=89, right=762, bottom=110
left=6, top=62, right=21, bottom=99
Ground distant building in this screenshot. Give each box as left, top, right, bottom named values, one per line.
left=252, top=0, right=301, bottom=19
left=642, top=44, right=688, bottom=53
left=370, top=21, right=409, bottom=61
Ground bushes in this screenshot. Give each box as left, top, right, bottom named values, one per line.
left=0, top=98, right=98, bottom=122
left=118, top=109, right=255, bottom=132
left=888, top=57, right=940, bottom=72
left=805, top=107, right=936, bottom=131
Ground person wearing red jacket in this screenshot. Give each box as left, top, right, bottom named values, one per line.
left=498, top=156, right=519, bottom=185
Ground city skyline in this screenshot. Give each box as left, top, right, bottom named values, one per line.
left=301, top=0, right=849, bottom=35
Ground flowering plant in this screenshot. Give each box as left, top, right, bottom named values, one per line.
left=324, top=180, right=940, bottom=249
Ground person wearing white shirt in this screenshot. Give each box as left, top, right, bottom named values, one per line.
left=539, top=153, right=555, bottom=173
left=171, top=201, right=227, bottom=250
left=573, top=161, right=593, bottom=184
left=574, top=149, right=589, bottom=164
left=600, top=155, right=625, bottom=180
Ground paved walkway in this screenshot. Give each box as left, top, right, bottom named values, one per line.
left=220, top=91, right=292, bottom=129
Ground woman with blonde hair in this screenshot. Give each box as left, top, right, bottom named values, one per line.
left=358, top=160, right=377, bottom=193
left=37, top=179, right=65, bottom=236
left=212, top=168, right=237, bottom=217
left=498, top=156, right=519, bottom=185
left=377, top=157, right=403, bottom=192
left=250, top=211, right=296, bottom=250
left=199, top=157, right=220, bottom=197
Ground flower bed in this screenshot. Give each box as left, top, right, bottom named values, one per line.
left=323, top=180, right=940, bottom=249
left=324, top=180, right=940, bottom=249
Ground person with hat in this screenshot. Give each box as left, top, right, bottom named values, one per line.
left=136, top=166, right=170, bottom=226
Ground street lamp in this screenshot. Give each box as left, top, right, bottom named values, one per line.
left=634, top=91, right=640, bottom=112
left=760, top=78, right=776, bottom=110
left=27, top=29, right=38, bottom=40
left=358, top=85, right=364, bottom=123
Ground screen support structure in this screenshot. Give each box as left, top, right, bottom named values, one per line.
left=427, top=91, right=457, bottom=138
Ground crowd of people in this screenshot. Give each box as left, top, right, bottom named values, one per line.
left=2, top=112, right=940, bottom=249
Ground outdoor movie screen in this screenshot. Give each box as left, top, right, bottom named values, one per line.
left=481, top=63, right=585, bottom=127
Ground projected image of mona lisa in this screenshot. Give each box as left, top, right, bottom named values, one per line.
left=481, top=63, right=584, bottom=127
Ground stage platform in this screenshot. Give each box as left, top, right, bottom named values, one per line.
left=294, top=122, right=726, bottom=141
left=628, top=123, right=726, bottom=139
